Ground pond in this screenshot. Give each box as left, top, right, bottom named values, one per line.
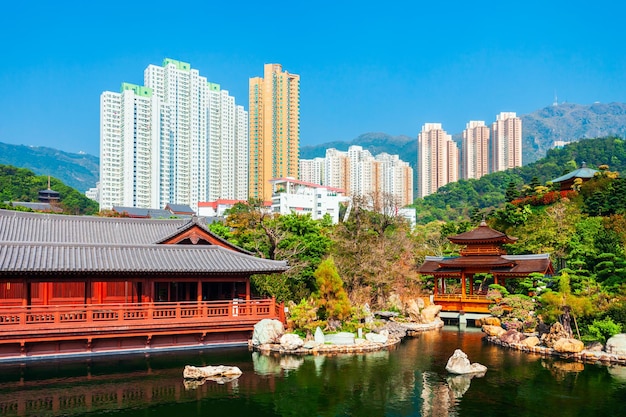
left=0, top=326, right=624, bottom=416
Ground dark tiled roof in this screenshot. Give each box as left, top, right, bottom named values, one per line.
left=0, top=210, right=189, bottom=245
left=165, top=204, right=195, bottom=214
left=0, top=209, right=288, bottom=275
left=0, top=243, right=287, bottom=274
left=112, top=206, right=175, bottom=219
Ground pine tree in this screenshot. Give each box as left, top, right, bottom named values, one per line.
left=313, top=257, right=352, bottom=322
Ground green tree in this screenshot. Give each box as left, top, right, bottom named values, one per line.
left=313, top=257, right=352, bottom=322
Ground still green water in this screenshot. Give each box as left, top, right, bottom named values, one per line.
left=0, top=326, right=625, bottom=417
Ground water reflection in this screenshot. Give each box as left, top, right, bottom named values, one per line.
left=0, top=329, right=624, bottom=416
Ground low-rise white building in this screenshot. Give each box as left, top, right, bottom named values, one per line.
left=269, top=177, right=349, bottom=224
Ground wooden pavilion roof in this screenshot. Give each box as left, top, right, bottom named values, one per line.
left=420, top=254, right=553, bottom=277
left=448, top=221, right=517, bottom=245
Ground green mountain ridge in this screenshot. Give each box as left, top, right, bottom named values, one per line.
left=0, top=143, right=98, bottom=193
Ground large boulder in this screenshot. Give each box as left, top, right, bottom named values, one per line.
left=445, top=349, right=487, bottom=375
left=421, top=304, right=442, bottom=323
left=500, top=330, right=527, bottom=344
left=521, top=336, right=541, bottom=347
left=251, top=319, right=284, bottom=346
left=541, top=322, right=571, bottom=348
left=606, top=334, right=626, bottom=355
left=553, top=338, right=585, bottom=353
left=280, top=333, right=304, bottom=350
left=405, top=299, right=422, bottom=322
left=482, top=325, right=506, bottom=337
left=478, top=316, right=501, bottom=327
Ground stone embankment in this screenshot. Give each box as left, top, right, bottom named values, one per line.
left=485, top=335, right=626, bottom=365
left=481, top=319, right=626, bottom=365
left=250, top=317, right=444, bottom=356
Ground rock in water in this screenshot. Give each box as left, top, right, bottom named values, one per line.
left=183, top=365, right=242, bottom=379
left=445, top=349, right=487, bottom=375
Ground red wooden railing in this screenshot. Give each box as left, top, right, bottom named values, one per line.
left=0, top=299, right=281, bottom=340
left=433, top=294, right=492, bottom=313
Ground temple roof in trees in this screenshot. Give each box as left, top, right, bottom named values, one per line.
left=418, top=221, right=553, bottom=277
left=420, top=254, right=553, bottom=277
left=0, top=209, right=287, bottom=276
left=447, top=221, right=518, bottom=245
left=550, top=163, right=598, bottom=184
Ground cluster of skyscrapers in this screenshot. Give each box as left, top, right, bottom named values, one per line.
left=98, top=58, right=521, bottom=213
left=299, top=146, right=413, bottom=208
left=417, top=113, right=522, bottom=198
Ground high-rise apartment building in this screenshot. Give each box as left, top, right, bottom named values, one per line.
left=417, top=123, right=459, bottom=198
left=99, top=58, right=248, bottom=212
left=249, top=64, right=300, bottom=202
left=462, top=121, right=490, bottom=180
left=299, top=157, right=325, bottom=185
left=491, top=112, right=522, bottom=172
left=300, top=146, right=413, bottom=210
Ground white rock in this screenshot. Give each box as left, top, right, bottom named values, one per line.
left=314, top=326, right=325, bottom=344
left=365, top=332, right=388, bottom=344
left=251, top=319, right=284, bottom=346
left=445, top=349, right=487, bottom=375
left=280, top=333, right=304, bottom=350
left=606, top=333, right=626, bottom=355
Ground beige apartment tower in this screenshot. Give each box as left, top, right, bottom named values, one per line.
left=417, top=123, right=459, bottom=198
left=491, top=112, right=522, bottom=172
left=249, top=64, right=300, bottom=201
left=462, top=121, right=490, bottom=180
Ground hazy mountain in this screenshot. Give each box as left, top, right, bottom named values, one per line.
left=301, top=102, right=626, bottom=167
left=0, top=143, right=98, bottom=192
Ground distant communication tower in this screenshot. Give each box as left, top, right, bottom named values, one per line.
left=553, top=90, right=558, bottom=106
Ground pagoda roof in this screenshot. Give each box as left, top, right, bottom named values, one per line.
left=419, top=254, right=553, bottom=277
left=550, top=164, right=598, bottom=184
left=448, top=221, right=518, bottom=244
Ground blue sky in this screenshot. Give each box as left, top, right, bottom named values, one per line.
left=1, top=0, right=625, bottom=157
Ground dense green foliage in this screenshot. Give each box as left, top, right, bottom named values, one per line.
left=0, top=164, right=99, bottom=215
left=412, top=137, right=626, bottom=223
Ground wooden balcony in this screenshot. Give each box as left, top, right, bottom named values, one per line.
left=433, top=294, right=492, bottom=313
left=0, top=299, right=282, bottom=359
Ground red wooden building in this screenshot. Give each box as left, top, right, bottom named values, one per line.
left=0, top=209, right=288, bottom=359
left=419, top=221, right=554, bottom=313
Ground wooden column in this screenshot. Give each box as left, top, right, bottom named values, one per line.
left=246, top=279, right=251, bottom=300
left=460, top=273, right=466, bottom=299
left=85, top=279, right=92, bottom=304
left=469, top=275, right=474, bottom=296
left=433, top=277, right=438, bottom=295
left=197, top=280, right=202, bottom=302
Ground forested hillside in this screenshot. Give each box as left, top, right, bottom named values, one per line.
left=0, top=165, right=99, bottom=215
left=0, top=142, right=98, bottom=192
left=413, top=136, right=626, bottom=223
